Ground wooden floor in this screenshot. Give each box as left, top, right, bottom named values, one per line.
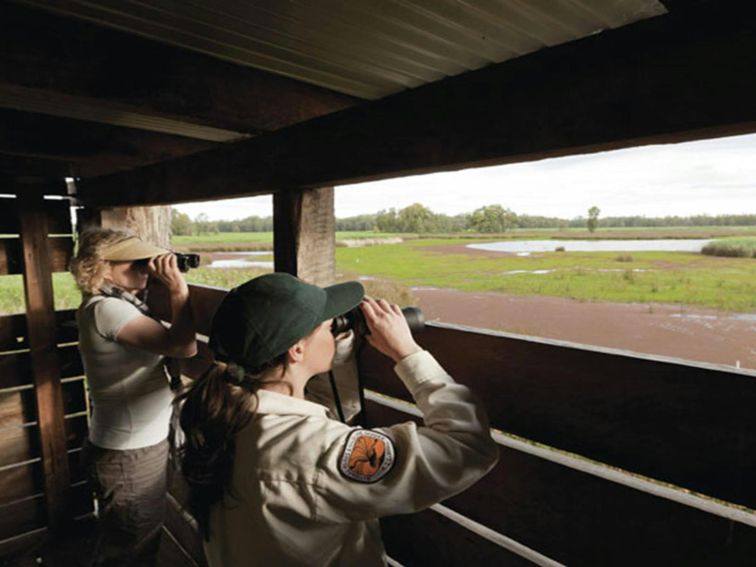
left=1, top=519, right=96, bottom=567
left=1, top=519, right=188, bottom=567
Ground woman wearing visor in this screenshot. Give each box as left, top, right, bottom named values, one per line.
left=178, top=273, right=498, bottom=566
left=70, top=228, right=197, bottom=567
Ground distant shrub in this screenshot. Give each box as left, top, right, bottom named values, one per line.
left=615, top=254, right=634, bottom=262
left=701, top=238, right=756, bottom=258
left=555, top=246, right=566, bottom=252
left=622, top=270, right=636, bottom=283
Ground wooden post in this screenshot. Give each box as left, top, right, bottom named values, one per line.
left=273, top=187, right=335, bottom=285
left=17, top=181, right=71, bottom=532
left=99, top=205, right=172, bottom=247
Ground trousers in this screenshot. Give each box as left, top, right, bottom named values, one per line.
left=82, top=438, right=169, bottom=567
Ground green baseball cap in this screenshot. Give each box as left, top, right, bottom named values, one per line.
left=209, top=273, right=364, bottom=370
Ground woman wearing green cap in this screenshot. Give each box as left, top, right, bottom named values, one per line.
left=70, top=228, right=197, bottom=567
left=179, top=272, right=498, bottom=566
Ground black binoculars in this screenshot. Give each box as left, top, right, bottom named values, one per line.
left=331, top=306, right=424, bottom=336
left=175, top=253, right=201, bottom=272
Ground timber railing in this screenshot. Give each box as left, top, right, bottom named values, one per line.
left=0, top=190, right=93, bottom=559
left=151, top=284, right=756, bottom=567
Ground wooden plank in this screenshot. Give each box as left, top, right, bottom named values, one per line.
left=165, top=494, right=207, bottom=567
left=55, top=309, right=79, bottom=345
left=0, top=526, right=47, bottom=561
left=0, top=514, right=96, bottom=563
left=147, top=283, right=225, bottom=337
left=382, top=509, right=539, bottom=567
left=0, top=495, right=46, bottom=542
left=358, top=324, right=756, bottom=510
left=70, top=479, right=94, bottom=518
left=157, top=526, right=200, bottom=567
left=68, top=448, right=86, bottom=485
left=0, top=309, right=77, bottom=352
left=62, top=379, right=87, bottom=418
left=0, top=152, right=74, bottom=178
left=64, top=415, right=88, bottom=452
left=78, top=2, right=756, bottom=206
left=59, top=346, right=83, bottom=381
left=178, top=341, right=214, bottom=382
left=0, top=461, right=42, bottom=507
left=186, top=286, right=225, bottom=337
left=18, top=192, right=70, bottom=530
left=0, top=352, right=32, bottom=390
left=0, top=109, right=216, bottom=179
left=0, top=236, right=73, bottom=275
left=43, top=199, right=72, bottom=235
left=368, top=401, right=756, bottom=567
left=0, top=425, right=38, bottom=468
left=0, top=389, right=37, bottom=428
left=0, top=313, right=27, bottom=352
left=0, top=198, right=72, bottom=236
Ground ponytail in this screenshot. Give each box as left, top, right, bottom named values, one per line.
left=177, top=354, right=287, bottom=540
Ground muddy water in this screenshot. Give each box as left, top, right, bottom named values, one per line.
left=412, top=288, right=756, bottom=370
left=467, top=239, right=711, bottom=253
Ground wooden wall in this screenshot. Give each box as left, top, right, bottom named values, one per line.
left=158, top=284, right=756, bottom=567
left=0, top=188, right=92, bottom=560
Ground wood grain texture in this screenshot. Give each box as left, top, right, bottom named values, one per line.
left=359, top=324, right=756, bottom=510
left=18, top=192, right=71, bottom=530
left=369, top=401, right=756, bottom=567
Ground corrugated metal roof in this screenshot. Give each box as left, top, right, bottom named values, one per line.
left=16, top=0, right=667, bottom=100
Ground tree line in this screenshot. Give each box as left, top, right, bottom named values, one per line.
left=172, top=206, right=756, bottom=235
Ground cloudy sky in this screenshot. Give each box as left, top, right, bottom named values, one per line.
left=174, top=132, right=756, bottom=220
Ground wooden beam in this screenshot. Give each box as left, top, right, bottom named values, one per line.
left=0, top=153, right=76, bottom=178
left=0, top=109, right=215, bottom=178
left=79, top=1, right=756, bottom=206
left=359, top=323, right=756, bottom=511
left=0, top=236, right=74, bottom=276
left=371, top=402, right=756, bottom=566
left=17, top=184, right=71, bottom=532
left=0, top=1, right=357, bottom=135
left=273, top=186, right=336, bottom=284
left=272, top=190, right=303, bottom=277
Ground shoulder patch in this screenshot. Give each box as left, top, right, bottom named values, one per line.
left=339, top=429, right=395, bottom=483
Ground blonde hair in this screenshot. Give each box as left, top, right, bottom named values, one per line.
left=69, top=228, right=136, bottom=295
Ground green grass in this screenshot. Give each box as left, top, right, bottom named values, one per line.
left=0, top=273, right=82, bottom=315
left=3, top=233, right=754, bottom=315
left=335, top=239, right=756, bottom=312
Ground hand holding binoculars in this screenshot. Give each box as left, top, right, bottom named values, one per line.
left=331, top=306, right=424, bottom=336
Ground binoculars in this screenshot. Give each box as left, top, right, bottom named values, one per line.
left=175, top=253, right=201, bottom=272
left=331, top=306, right=424, bottom=336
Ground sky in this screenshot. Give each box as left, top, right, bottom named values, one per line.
left=174, top=133, right=756, bottom=221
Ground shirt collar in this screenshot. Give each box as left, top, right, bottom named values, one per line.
left=255, top=389, right=329, bottom=418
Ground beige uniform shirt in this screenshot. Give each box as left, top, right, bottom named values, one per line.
left=204, top=350, right=499, bottom=567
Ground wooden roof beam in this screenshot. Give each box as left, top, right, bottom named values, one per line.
left=79, top=1, right=756, bottom=207
left=0, top=109, right=215, bottom=178
left=0, top=2, right=357, bottom=136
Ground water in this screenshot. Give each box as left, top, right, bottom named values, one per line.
left=467, top=239, right=712, bottom=253
left=207, top=251, right=273, bottom=269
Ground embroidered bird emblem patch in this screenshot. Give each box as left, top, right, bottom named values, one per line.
left=339, top=429, right=395, bottom=483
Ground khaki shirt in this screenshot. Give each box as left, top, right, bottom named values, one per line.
left=204, top=350, right=499, bottom=567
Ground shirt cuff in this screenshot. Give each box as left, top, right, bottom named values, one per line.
left=393, top=350, right=452, bottom=391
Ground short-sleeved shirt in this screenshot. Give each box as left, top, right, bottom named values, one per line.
left=76, top=295, right=173, bottom=450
